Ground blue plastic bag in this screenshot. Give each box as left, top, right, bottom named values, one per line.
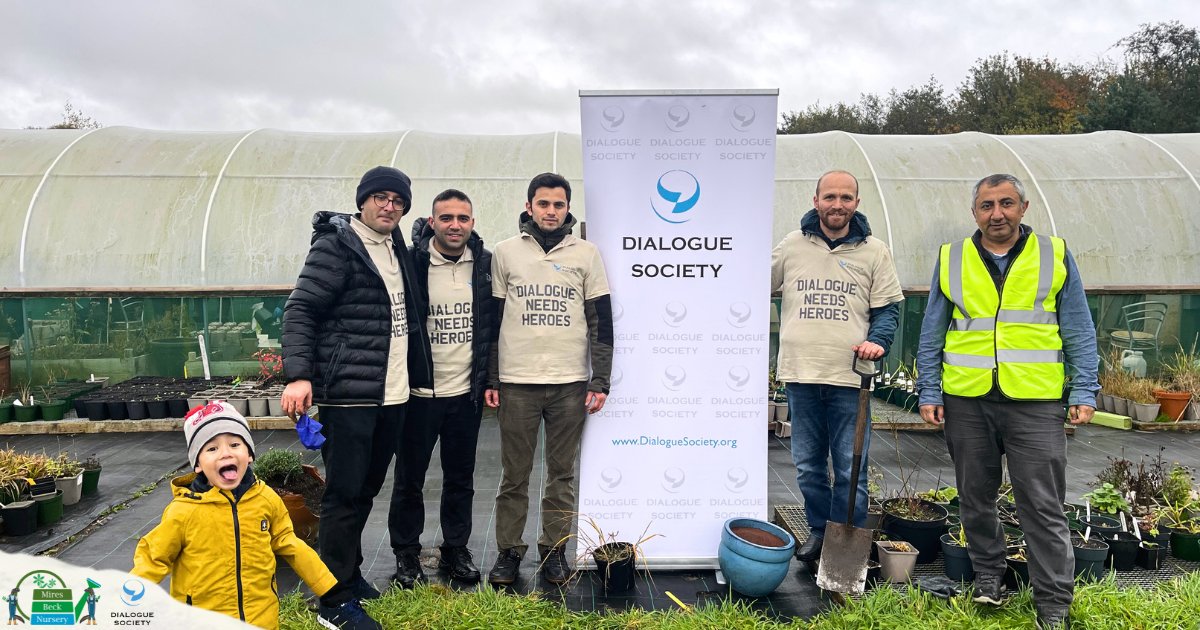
left=295, top=413, right=326, bottom=450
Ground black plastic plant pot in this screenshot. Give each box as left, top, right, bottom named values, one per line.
left=126, top=401, right=149, bottom=420
left=1005, top=555, right=1029, bottom=590
left=1137, top=543, right=1167, bottom=570
left=881, top=498, right=949, bottom=564
left=30, top=478, right=56, bottom=496
left=167, top=398, right=189, bottom=418
left=83, top=399, right=109, bottom=420
left=72, top=398, right=88, bottom=418
left=106, top=400, right=129, bottom=420
left=939, top=534, right=974, bottom=582
left=1071, top=535, right=1110, bottom=582
left=593, top=543, right=637, bottom=593
left=1104, top=532, right=1139, bottom=571
left=0, top=501, right=39, bottom=536
left=147, top=400, right=169, bottom=419
left=1080, top=515, right=1122, bottom=537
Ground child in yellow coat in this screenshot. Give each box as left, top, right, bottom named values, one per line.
left=133, top=401, right=379, bottom=629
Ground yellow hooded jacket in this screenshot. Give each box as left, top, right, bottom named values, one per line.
left=133, top=473, right=337, bottom=629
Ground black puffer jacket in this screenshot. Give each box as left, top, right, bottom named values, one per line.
left=410, top=218, right=498, bottom=405
left=282, top=211, right=433, bottom=404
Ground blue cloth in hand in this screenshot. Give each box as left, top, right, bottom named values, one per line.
left=295, top=413, right=325, bottom=450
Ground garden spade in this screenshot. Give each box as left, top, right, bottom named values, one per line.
left=815, top=353, right=880, bottom=596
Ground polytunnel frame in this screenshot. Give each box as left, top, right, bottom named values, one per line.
left=6, top=128, right=1199, bottom=296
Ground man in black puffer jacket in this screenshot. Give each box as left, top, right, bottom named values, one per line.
left=388, top=189, right=497, bottom=586
left=281, top=166, right=432, bottom=628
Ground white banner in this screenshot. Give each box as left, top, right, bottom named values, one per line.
left=578, top=90, right=778, bottom=568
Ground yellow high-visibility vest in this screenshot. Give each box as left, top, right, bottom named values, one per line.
left=938, top=232, right=1068, bottom=400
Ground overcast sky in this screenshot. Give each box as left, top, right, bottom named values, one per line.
left=3, top=0, right=1198, bottom=135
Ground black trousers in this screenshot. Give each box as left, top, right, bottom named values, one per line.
left=317, top=403, right=406, bottom=605
left=390, top=393, right=483, bottom=553
left=943, top=395, right=1073, bottom=618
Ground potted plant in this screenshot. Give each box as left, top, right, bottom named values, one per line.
left=1005, top=546, right=1029, bottom=590
left=1127, top=377, right=1163, bottom=423
left=52, top=452, right=84, bottom=506
left=881, top=496, right=948, bottom=564
left=1071, top=531, right=1110, bottom=581
left=939, top=526, right=973, bottom=582
left=1137, top=540, right=1167, bottom=570
left=81, top=454, right=102, bottom=497
left=0, top=474, right=38, bottom=536
left=1168, top=518, right=1200, bottom=562
left=918, top=486, right=958, bottom=507
left=36, top=385, right=68, bottom=422
left=1082, top=483, right=1131, bottom=515
left=22, top=453, right=57, bottom=496
left=1104, top=530, right=1139, bottom=571
left=875, top=540, right=918, bottom=583
left=569, top=516, right=661, bottom=593
left=0, top=395, right=12, bottom=424
left=1162, top=343, right=1200, bottom=420
left=254, top=448, right=323, bottom=542
left=12, top=384, right=38, bottom=422
left=717, top=517, right=794, bottom=597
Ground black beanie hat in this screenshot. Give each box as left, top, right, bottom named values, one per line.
left=356, top=166, right=412, bottom=215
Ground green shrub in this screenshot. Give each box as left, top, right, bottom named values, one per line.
left=254, top=448, right=302, bottom=487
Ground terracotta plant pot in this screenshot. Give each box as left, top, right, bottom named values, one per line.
left=1153, top=390, right=1192, bottom=422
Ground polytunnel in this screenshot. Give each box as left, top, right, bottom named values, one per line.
left=1, top=127, right=1198, bottom=384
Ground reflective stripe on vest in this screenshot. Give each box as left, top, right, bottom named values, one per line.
left=938, top=233, right=1068, bottom=399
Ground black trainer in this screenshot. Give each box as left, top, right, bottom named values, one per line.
left=317, top=599, right=381, bottom=630
left=795, top=534, right=823, bottom=561
left=488, top=548, right=522, bottom=585
left=540, top=546, right=572, bottom=584
left=971, top=572, right=1008, bottom=606
left=392, top=552, right=426, bottom=589
left=1036, top=612, right=1071, bottom=629
left=352, top=577, right=381, bottom=601
left=439, top=545, right=481, bottom=582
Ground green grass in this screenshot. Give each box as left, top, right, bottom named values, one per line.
left=279, top=572, right=1200, bottom=629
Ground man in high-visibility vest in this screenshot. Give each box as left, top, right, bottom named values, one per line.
left=917, top=173, right=1098, bottom=630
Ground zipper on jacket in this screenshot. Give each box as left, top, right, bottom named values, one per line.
left=991, top=245, right=1017, bottom=398
left=223, top=492, right=246, bottom=621
left=323, top=342, right=345, bottom=400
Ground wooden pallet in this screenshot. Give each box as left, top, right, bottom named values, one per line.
left=0, top=416, right=294, bottom=435
left=1131, top=419, right=1200, bottom=432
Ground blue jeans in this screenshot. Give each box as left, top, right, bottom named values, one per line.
left=787, top=383, right=871, bottom=537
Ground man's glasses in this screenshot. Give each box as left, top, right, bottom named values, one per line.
left=371, top=193, right=406, bottom=210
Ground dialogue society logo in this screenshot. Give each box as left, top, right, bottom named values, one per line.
left=664, top=104, right=690, bottom=131
left=730, top=104, right=756, bottom=131
left=662, top=365, right=687, bottom=391
left=651, top=170, right=701, bottom=224
left=5, top=570, right=103, bottom=626
left=599, top=467, right=623, bottom=493
left=600, top=105, right=626, bottom=132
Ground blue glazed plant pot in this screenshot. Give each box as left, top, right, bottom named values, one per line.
left=718, top=518, right=796, bottom=598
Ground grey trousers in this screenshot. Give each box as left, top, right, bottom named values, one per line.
left=943, top=395, right=1073, bottom=617
left=494, top=381, right=588, bottom=557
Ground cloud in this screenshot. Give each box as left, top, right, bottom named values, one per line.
left=2, top=0, right=1197, bottom=133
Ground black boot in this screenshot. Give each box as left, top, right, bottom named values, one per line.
left=487, top=548, right=522, bottom=585
left=392, top=552, right=426, bottom=589
left=540, top=546, right=571, bottom=584
left=439, top=546, right=481, bottom=582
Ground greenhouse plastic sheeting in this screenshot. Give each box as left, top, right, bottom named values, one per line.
left=1, top=127, right=1197, bottom=290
